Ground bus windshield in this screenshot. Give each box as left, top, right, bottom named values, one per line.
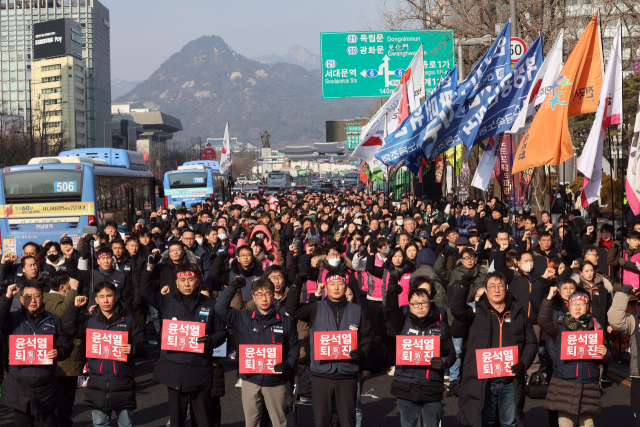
left=168, top=172, right=207, bottom=188
left=4, top=170, right=83, bottom=202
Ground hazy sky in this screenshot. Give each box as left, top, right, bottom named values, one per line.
left=104, top=0, right=381, bottom=81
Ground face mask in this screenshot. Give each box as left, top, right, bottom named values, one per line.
left=196, top=238, right=203, bottom=245
left=161, top=214, right=167, bottom=220
left=328, top=258, right=340, bottom=267
left=310, top=216, right=316, bottom=221
left=255, top=233, right=265, bottom=240
left=396, top=220, right=404, bottom=226
left=382, top=246, right=391, bottom=257
left=93, top=240, right=100, bottom=249
left=218, top=233, right=227, bottom=241
left=521, top=262, right=534, bottom=273
left=47, top=254, right=58, bottom=262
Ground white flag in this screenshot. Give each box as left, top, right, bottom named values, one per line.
left=401, top=44, right=425, bottom=112
left=352, top=90, right=402, bottom=164
left=628, top=94, right=640, bottom=215
left=220, top=121, right=233, bottom=174
left=508, top=30, right=564, bottom=135
left=471, top=136, right=501, bottom=190
left=577, top=20, right=621, bottom=207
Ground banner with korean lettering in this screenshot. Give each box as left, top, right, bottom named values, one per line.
left=396, top=336, right=440, bottom=366
left=10, top=335, right=53, bottom=365
left=560, top=330, right=603, bottom=360
left=314, top=331, right=358, bottom=360
left=248, top=200, right=259, bottom=208
left=239, top=344, right=282, bottom=374
left=475, top=346, right=519, bottom=379
left=499, top=134, right=516, bottom=207
left=161, top=320, right=205, bottom=354
left=86, top=329, right=128, bottom=362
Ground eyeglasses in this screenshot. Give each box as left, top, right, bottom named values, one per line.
left=487, top=285, right=506, bottom=291
left=410, top=301, right=429, bottom=308
left=461, top=257, right=477, bottom=261
left=569, top=302, right=587, bottom=308
left=270, top=275, right=285, bottom=281
left=254, top=292, right=273, bottom=298
left=238, top=253, right=252, bottom=258
left=169, top=249, right=183, bottom=254
left=560, top=287, right=575, bottom=292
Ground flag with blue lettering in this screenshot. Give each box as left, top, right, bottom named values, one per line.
left=374, top=67, right=457, bottom=167
left=470, top=36, right=543, bottom=148
left=451, top=20, right=511, bottom=107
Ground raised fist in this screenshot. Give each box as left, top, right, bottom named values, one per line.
left=6, top=284, right=19, bottom=298
left=74, top=296, right=88, bottom=307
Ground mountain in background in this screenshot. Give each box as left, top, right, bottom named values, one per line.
left=111, top=79, right=143, bottom=100
left=252, top=45, right=321, bottom=71
left=115, top=35, right=371, bottom=147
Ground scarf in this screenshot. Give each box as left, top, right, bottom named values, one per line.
left=599, top=238, right=613, bottom=250
left=563, top=313, right=591, bottom=331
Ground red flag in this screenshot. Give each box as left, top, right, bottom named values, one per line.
left=418, top=165, right=423, bottom=184
left=142, top=151, right=148, bottom=161
left=397, top=79, right=410, bottom=130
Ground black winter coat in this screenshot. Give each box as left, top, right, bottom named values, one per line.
left=61, top=300, right=147, bottom=411
left=450, top=284, right=538, bottom=427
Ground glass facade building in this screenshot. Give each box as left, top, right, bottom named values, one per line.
left=0, top=0, right=110, bottom=148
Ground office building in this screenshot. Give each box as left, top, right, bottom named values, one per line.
left=1, top=0, right=111, bottom=148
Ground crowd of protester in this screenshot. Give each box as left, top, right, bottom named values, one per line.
left=0, top=186, right=639, bottom=427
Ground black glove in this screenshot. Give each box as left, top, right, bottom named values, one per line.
left=231, top=276, right=247, bottom=290
left=147, top=252, right=161, bottom=267
left=622, top=284, right=635, bottom=295
left=388, top=269, right=402, bottom=289
left=357, top=245, right=366, bottom=257
left=460, top=273, right=475, bottom=288
left=430, top=357, right=448, bottom=370
left=349, top=349, right=365, bottom=361
left=274, top=361, right=288, bottom=373
left=510, top=362, right=525, bottom=376
left=443, top=245, right=457, bottom=257
left=293, top=273, right=308, bottom=287
left=196, top=336, right=212, bottom=348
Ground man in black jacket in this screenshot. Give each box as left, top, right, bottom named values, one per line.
left=65, top=247, right=134, bottom=315
left=451, top=272, right=538, bottom=427
left=286, top=272, right=374, bottom=427
left=141, top=263, right=226, bottom=427
left=216, top=277, right=299, bottom=427
left=0, top=281, right=73, bottom=427
left=62, top=281, right=147, bottom=426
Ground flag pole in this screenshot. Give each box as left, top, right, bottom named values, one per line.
left=607, top=128, right=615, bottom=231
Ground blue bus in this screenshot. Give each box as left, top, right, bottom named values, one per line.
left=344, top=171, right=359, bottom=187
left=0, top=148, right=158, bottom=254
left=163, top=161, right=229, bottom=208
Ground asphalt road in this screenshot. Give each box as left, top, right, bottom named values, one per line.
left=0, top=344, right=634, bottom=427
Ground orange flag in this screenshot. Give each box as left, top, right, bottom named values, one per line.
left=512, top=13, right=603, bottom=174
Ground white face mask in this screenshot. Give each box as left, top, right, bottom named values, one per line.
left=328, top=258, right=341, bottom=267
left=161, top=214, right=167, bottom=220
left=196, top=238, right=203, bottom=245
left=93, top=240, right=100, bottom=249
left=218, top=233, right=227, bottom=241
left=396, top=220, right=404, bottom=226
left=520, top=262, right=534, bottom=273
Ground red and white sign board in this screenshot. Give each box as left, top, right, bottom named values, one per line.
left=510, top=38, right=527, bottom=63
left=202, top=147, right=216, bottom=161
left=269, top=203, right=277, bottom=211
left=248, top=200, right=259, bottom=208
left=10, top=335, right=53, bottom=365
left=560, top=330, right=603, bottom=360
left=476, top=346, right=519, bottom=379
left=234, top=197, right=249, bottom=207
left=314, top=331, right=357, bottom=360
left=161, top=320, right=205, bottom=353
left=396, top=336, right=440, bottom=366
left=86, top=329, right=128, bottom=362
left=239, top=344, right=282, bottom=374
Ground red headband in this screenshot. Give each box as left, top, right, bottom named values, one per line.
left=568, top=294, right=588, bottom=306
left=177, top=271, right=199, bottom=279
left=326, top=274, right=345, bottom=283
left=97, top=252, right=111, bottom=260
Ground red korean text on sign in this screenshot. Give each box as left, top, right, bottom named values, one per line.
left=239, top=344, right=282, bottom=374
left=86, top=329, right=129, bottom=362
left=396, top=336, right=440, bottom=366
left=313, top=330, right=358, bottom=360
left=475, top=346, right=519, bottom=379
left=10, top=335, right=53, bottom=365
left=161, top=320, right=205, bottom=354
left=560, top=330, right=603, bottom=360
left=248, top=200, right=259, bottom=208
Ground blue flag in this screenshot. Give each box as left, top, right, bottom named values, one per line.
left=374, top=67, right=457, bottom=167
left=451, top=20, right=511, bottom=107
left=470, top=36, right=543, bottom=148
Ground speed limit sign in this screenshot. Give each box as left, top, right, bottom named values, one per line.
left=510, top=37, right=527, bottom=63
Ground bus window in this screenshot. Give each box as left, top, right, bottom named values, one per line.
left=4, top=170, right=83, bottom=202
left=169, top=172, right=207, bottom=188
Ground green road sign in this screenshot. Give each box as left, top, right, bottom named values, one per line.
left=321, top=30, right=454, bottom=99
